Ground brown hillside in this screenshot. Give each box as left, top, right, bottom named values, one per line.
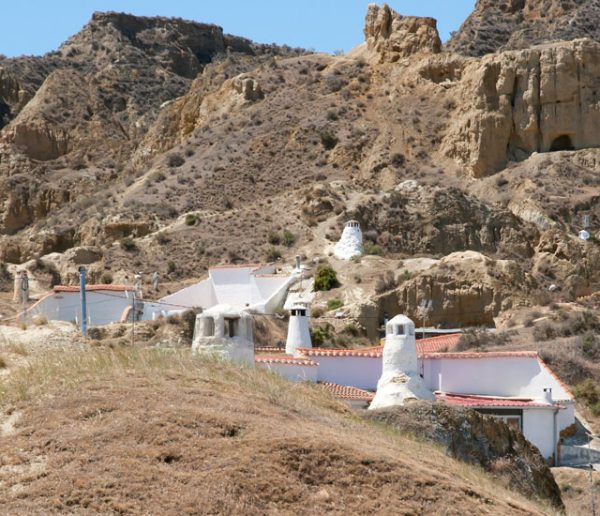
left=0, top=348, right=551, bottom=514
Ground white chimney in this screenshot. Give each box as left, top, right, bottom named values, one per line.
left=542, top=388, right=553, bottom=404
left=369, top=314, right=434, bottom=409
left=286, top=302, right=312, bottom=356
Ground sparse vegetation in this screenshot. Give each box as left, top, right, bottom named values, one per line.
left=100, top=272, right=113, bottom=284
left=166, top=152, right=185, bottom=167
left=326, top=298, right=344, bottom=311
left=120, top=237, right=138, bottom=253
left=456, top=328, right=514, bottom=351
left=363, top=240, right=384, bottom=256
left=375, top=271, right=397, bottom=294
left=314, top=265, right=340, bottom=291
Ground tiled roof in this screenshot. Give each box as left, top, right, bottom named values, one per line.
left=435, top=392, right=561, bottom=409
left=255, top=356, right=318, bottom=366
left=298, top=346, right=383, bottom=358
left=255, top=346, right=286, bottom=354
left=424, top=351, right=539, bottom=359
left=320, top=382, right=375, bottom=401
left=53, top=284, right=132, bottom=293
left=416, top=334, right=462, bottom=354
left=297, top=334, right=462, bottom=359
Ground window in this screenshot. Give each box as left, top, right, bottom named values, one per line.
left=202, top=317, right=215, bottom=337
left=225, top=317, right=239, bottom=338
left=477, top=409, right=523, bottom=432
left=394, top=325, right=405, bottom=336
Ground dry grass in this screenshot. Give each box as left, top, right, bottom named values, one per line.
left=553, top=467, right=600, bottom=516
left=0, top=347, right=551, bottom=514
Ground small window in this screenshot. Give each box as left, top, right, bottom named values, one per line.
left=203, top=317, right=215, bottom=337
left=225, top=317, right=239, bottom=338
left=394, top=325, right=405, bottom=336
left=298, top=309, right=306, bottom=316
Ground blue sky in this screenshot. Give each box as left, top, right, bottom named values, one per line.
left=0, top=1, right=476, bottom=58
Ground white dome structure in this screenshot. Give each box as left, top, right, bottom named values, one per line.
left=334, top=220, right=363, bottom=260
left=285, top=301, right=312, bottom=356
left=369, top=314, right=434, bottom=409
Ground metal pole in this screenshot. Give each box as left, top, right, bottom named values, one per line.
left=131, top=290, right=136, bottom=346
left=79, top=267, right=87, bottom=336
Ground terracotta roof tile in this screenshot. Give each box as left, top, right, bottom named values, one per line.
left=435, top=392, right=562, bottom=409
left=424, top=351, right=539, bottom=359
left=297, top=334, right=462, bottom=359
left=53, top=284, right=132, bottom=293
left=255, top=346, right=286, bottom=354
left=319, top=382, right=375, bottom=401
left=255, top=356, right=318, bottom=366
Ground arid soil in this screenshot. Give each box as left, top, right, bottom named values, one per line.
left=0, top=348, right=552, bottom=514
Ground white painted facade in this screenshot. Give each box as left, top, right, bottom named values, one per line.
left=25, top=286, right=133, bottom=326
left=370, top=315, right=434, bottom=409
left=256, top=362, right=318, bottom=382
left=334, top=220, right=363, bottom=260
left=151, top=265, right=294, bottom=318
left=192, top=304, right=254, bottom=364
left=314, top=355, right=381, bottom=391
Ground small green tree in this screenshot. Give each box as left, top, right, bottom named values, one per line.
left=282, top=229, right=296, bottom=247
left=314, top=265, right=340, bottom=291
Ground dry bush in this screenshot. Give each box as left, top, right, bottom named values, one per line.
left=375, top=271, right=397, bottom=294
left=456, top=328, right=514, bottom=351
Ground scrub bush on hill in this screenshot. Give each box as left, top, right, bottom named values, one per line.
left=314, top=265, right=339, bottom=291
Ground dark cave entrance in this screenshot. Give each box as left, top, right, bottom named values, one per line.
left=549, top=134, right=575, bottom=152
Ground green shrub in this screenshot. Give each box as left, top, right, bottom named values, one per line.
left=185, top=214, right=199, bottom=226
left=327, top=299, right=344, bottom=311
left=266, top=246, right=282, bottom=262
left=579, top=332, right=600, bottom=360
left=310, top=324, right=333, bottom=347
left=282, top=229, right=296, bottom=247
left=167, top=261, right=176, bottom=274
left=100, top=272, right=113, bottom=284
left=120, top=237, right=138, bottom=253
left=268, top=232, right=281, bottom=245
left=314, top=265, right=340, bottom=291
left=574, top=379, right=600, bottom=406
left=319, top=130, right=338, bottom=150
left=166, top=152, right=185, bottom=167
left=363, top=241, right=384, bottom=256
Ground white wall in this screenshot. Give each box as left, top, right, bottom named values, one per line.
left=29, top=291, right=131, bottom=326
left=423, top=356, right=572, bottom=401
left=523, top=408, right=557, bottom=459
left=316, top=356, right=381, bottom=390
left=159, top=278, right=217, bottom=309
left=256, top=362, right=318, bottom=382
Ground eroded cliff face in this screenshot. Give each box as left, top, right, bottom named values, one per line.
left=443, top=39, right=600, bottom=176
left=447, top=0, right=600, bottom=57
left=364, top=3, right=441, bottom=63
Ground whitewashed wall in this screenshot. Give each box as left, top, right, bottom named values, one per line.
left=423, top=356, right=572, bottom=401
left=159, top=278, right=216, bottom=310
left=315, top=356, right=381, bottom=390
left=523, top=408, right=557, bottom=459
left=28, top=291, right=131, bottom=326
left=256, top=362, right=318, bottom=382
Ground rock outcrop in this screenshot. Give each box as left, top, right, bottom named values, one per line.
left=447, top=0, right=600, bottom=57
left=366, top=402, right=564, bottom=509
left=443, top=39, right=600, bottom=176
left=376, top=251, right=535, bottom=327
left=348, top=186, right=538, bottom=257
left=364, top=3, right=441, bottom=62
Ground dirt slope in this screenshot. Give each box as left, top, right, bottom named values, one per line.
left=0, top=348, right=550, bottom=514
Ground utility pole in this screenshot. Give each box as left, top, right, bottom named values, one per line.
left=79, top=266, right=87, bottom=336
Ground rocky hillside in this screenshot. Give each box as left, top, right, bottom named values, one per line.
left=447, top=0, right=600, bottom=56
left=0, top=2, right=599, bottom=329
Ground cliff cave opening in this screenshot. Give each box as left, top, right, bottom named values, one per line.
left=550, top=134, right=575, bottom=152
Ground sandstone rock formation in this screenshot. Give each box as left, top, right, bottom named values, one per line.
left=376, top=251, right=535, bottom=327
left=443, top=39, right=600, bottom=176
left=447, top=0, right=600, bottom=57
left=364, top=3, right=441, bottom=62
left=347, top=186, right=538, bottom=258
